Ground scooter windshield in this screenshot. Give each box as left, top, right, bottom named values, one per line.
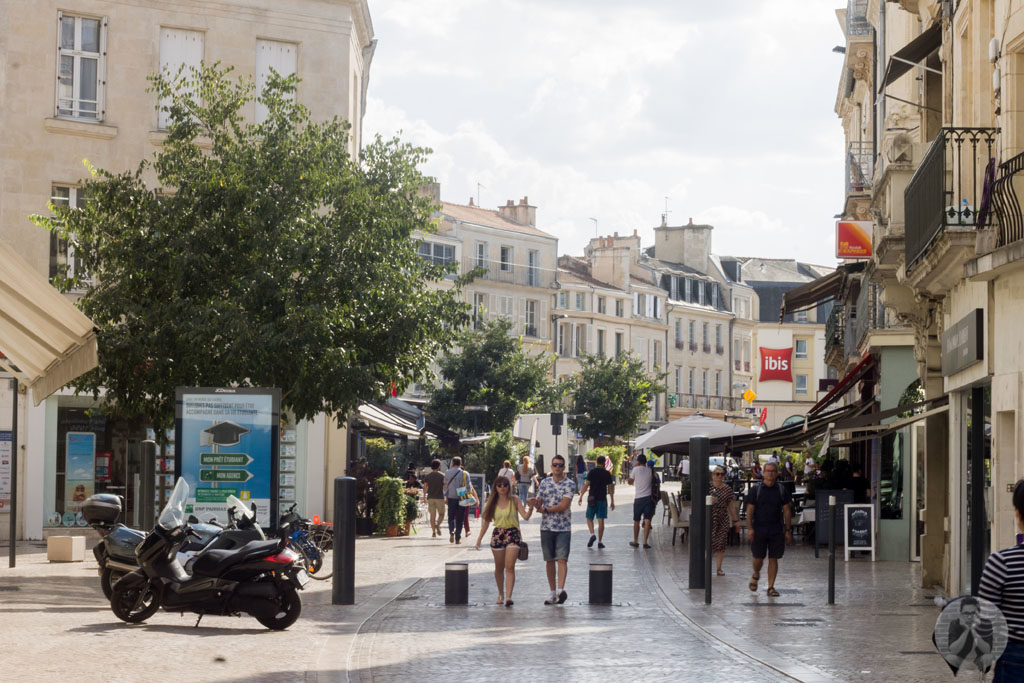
left=226, top=495, right=253, bottom=521
left=158, top=477, right=190, bottom=530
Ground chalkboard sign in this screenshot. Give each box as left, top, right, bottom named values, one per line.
left=844, top=503, right=875, bottom=561
left=815, top=490, right=854, bottom=547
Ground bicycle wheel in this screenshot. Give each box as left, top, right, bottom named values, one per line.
left=306, top=528, right=333, bottom=580
left=286, top=537, right=314, bottom=576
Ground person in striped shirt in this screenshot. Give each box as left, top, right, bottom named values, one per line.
left=978, top=479, right=1024, bottom=681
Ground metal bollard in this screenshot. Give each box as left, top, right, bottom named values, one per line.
left=705, top=494, right=713, bottom=605
left=332, top=476, right=357, bottom=605
left=827, top=495, right=836, bottom=605
left=589, top=563, right=613, bottom=604
left=445, top=562, right=469, bottom=605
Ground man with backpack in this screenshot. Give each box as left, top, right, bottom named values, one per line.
left=745, top=461, right=792, bottom=597
left=443, top=457, right=476, bottom=545
left=628, top=454, right=658, bottom=549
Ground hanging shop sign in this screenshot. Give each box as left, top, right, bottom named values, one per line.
left=836, top=220, right=873, bottom=259
left=176, top=387, right=280, bottom=527
left=941, top=309, right=984, bottom=376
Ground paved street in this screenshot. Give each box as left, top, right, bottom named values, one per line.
left=1, top=484, right=957, bottom=682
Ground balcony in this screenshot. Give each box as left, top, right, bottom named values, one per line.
left=734, top=359, right=741, bottom=371
left=904, top=127, right=997, bottom=294
left=689, top=341, right=698, bottom=353
left=715, top=344, right=724, bottom=356
left=675, top=340, right=686, bottom=350
left=846, top=0, right=870, bottom=37
left=702, top=343, right=711, bottom=354
left=825, top=304, right=845, bottom=371
left=846, top=141, right=873, bottom=196
left=992, top=151, right=1024, bottom=248
left=744, top=361, right=750, bottom=372
left=673, top=394, right=741, bottom=412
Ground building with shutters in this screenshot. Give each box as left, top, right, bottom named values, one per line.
left=0, top=0, right=374, bottom=540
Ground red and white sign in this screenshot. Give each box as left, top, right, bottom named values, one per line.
left=759, top=347, right=793, bottom=383
left=836, top=220, right=872, bottom=259
left=759, top=408, right=768, bottom=426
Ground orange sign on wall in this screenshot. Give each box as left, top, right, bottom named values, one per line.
left=836, top=220, right=872, bottom=259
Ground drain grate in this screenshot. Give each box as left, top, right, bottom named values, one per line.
left=744, top=602, right=806, bottom=607
left=774, top=622, right=818, bottom=627
left=394, top=595, right=420, bottom=601
left=0, top=586, right=19, bottom=592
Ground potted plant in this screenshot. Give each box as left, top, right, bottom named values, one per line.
left=403, top=494, right=418, bottom=536
left=373, top=475, right=405, bottom=537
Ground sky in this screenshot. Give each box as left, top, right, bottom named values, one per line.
left=364, top=0, right=848, bottom=267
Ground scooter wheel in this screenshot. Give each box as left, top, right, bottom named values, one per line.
left=110, top=577, right=160, bottom=624
left=255, top=585, right=301, bottom=631
left=100, top=567, right=125, bottom=601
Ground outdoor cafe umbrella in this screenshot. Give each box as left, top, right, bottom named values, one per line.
left=634, top=414, right=755, bottom=454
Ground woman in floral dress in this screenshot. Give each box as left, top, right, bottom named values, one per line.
left=710, top=466, right=740, bottom=576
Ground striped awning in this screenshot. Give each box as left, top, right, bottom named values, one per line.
left=0, top=241, right=98, bottom=405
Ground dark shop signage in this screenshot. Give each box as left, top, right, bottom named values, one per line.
left=941, top=309, right=983, bottom=376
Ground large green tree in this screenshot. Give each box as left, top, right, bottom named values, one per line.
left=568, top=353, right=666, bottom=442
left=428, top=318, right=555, bottom=434
left=32, top=64, right=469, bottom=429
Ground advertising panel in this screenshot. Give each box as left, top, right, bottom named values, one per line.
left=65, top=432, right=96, bottom=514
left=176, top=388, right=280, bottom=526
left=759, top=347, right=794, bottom=383
left=0, top=431, right=10, bottom=511
left=836, top=220, right=872, bottom=259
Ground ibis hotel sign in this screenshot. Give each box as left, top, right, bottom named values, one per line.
left=176, top=387, right=281, bottom=525
left=759, top=347, right=793, bottom=383
left=941, top=309, right=984, bottom=376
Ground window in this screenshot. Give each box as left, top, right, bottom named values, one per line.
left=652, top=340, right=661, bottom=368
left=597, top=296, right=606, bottom=314
left=49, top=185, right=90, bottom=286
left=715, top=325, right=722, bottom=347
left=57, top=13, right=106, bottom=120
left=473, top=293, right=487, bottom=325
left=715, top=371, right=721, bottom=397
left=675, top=367, right=682, bottom=393
left=795, top=374, right=808, bottom=394
left=795, top=309, right=809, bottom=323
left=576, top=293, right=585, bottom=310
left=417, top=241, right=454, bottom=266
left=500, top=245, right=513, bottom=272
left=615, top=332, right=624, bottom=355
left=712, top=283, right=720, bottom=309
left=701, top=370, right=709, bottom=396
left=653, top=296, right=661, bottom=319
left=158, top=28, right=204, bottom=129
left=675, top=320, right=683, bottom=344
left=597, top=329, right=605, bottom=356
left=527, top=250, right=539, bottom=286
left=557, top=323, right=568, bottom=357
left=575, top=324, right=587, bottom=356
left=525, top=300, right=538, bottom=336
left=474, top=242, right=488, bottom=269
left=702, top=323, right=709, bottom=346
left=688, top=368, right=696, bottom=393
left=688, top=320, right=696, bottom=345
left=669, top=277, right=679, bottom=301
left=558, top=292, right=568, bottom=309
left=697, top=281, right=704, bottom=305
left=684, top=278, right=692, bottom=302
left=795, top=339, right=808, bottom=360
left=255, top=39, right=298, bottom=124
left=615, top=299, right=624, bottom=317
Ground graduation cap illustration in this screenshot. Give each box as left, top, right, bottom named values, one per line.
left=200, top=421, right=250, bottom=447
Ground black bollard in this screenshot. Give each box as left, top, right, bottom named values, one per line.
left=688, top=436, right=709, bottom=589
left=827, top=495, right=836, bottom=605
left=445, top=562, right=469, bottom=605
left=705, top=494, right=713, bottom=605
left=332, top=476, right=356, bottom=605
left=589, top=563, right=613, bottom=604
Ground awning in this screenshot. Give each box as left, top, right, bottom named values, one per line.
left=356, top=403, right=428, bottom=439
left=831, top=398, right=949, bottom=446
left=808, top=354, right=876, bottom=416
left=780, top=262, right=865, bottom=320
left=0, top=241, right=98, bottom=405
left=879, top=22, right=942, bottom=93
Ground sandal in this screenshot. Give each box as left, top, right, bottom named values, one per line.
left=749, top=574, right=759, bottom=592
left=496, top=594, right=505, bottom=604
left=766, top=587, right=780, bottom=597
left=716, top=569, right=725, bottom=576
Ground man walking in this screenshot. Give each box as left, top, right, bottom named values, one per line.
left=422, top=459, right=446, bottom=538
left=746, top=462, right=792, bottom=597
left=528, top=454, right=576, bottom=605
left=443, top=456, right=473, bottom=545
left=629, top=453, right=655, bottom=549
left=577, top=454, right=614, bottom=549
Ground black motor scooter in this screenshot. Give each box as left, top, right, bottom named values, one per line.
left=109, top=478, right=307, bottom=630
left=84, top=493, right=263, bottom=598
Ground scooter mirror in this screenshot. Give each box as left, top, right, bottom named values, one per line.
left=187, top=514, right=200, bottom=524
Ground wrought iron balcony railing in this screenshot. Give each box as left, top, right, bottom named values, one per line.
left=992, top=150, right=1024, bottom=247
left=672, top=394, right=741, bottom=412
left=847, top=141, right=873, bottom=195
left=904, top=127, right=998, bottom=271
left=846, top=0, right=870, bottom=37
left=825, top=304, right=844, bottom=354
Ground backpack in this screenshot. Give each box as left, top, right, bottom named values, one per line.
left=650, top=470, right=661, bottom=504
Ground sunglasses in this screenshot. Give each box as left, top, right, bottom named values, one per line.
left=713, top=472, right=725, bottom=476
left=495, top=481, right=509, bottom=487
left=551, top=463, right=565, bottom=468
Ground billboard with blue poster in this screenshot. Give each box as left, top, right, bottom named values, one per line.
left=175, top=387, right=280, bottom=527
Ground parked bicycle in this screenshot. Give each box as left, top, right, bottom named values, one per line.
left=279, top=503, right=334, bottom=580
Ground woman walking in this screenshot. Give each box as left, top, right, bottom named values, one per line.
left=710, top=466, right=740, bottom=576
left=498, top=460, right=517, bottom=487
left=475, top=475, right=533, bottom=606
left=518, top=456, right=537, bottom=502
left=979, top=479, right=1024, bottom=680
left=575, top=454, right=588, bottom=490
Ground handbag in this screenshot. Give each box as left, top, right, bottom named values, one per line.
left=518, top=541, right=529, bottom=561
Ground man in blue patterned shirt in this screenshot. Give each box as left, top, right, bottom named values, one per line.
left=528, top=454, right=576, bottom=605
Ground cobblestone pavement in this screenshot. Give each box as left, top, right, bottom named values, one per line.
left=0, top=485, right=964, bottom=682
left=650, top=482, right=955, bottom=683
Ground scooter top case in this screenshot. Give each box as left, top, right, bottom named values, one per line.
left=82, top=494, right=122, bottom=528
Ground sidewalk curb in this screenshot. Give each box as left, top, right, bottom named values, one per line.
left=647, top=528, right=837, bottom=683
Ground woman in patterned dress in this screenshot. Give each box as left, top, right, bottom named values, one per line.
left=476, top=475, right=533, bottom=606
left=710, top=466, right=740, bottom=576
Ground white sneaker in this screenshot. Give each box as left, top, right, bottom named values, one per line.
left=544, top=590, right=559, bottom=605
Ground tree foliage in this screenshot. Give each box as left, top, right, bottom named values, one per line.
left=568, top=353, right=666, bottom=441
left=32, top=63, right=468, bottom=429
left=428, top=318, right=555, bottom=434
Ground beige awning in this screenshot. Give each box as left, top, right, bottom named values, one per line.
left=0, top=241, right=98, bottom=405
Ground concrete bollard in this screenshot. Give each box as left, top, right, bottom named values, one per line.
left=445, top=562, right=469, bottom=605
left=589, top=563, right=613, bottom=604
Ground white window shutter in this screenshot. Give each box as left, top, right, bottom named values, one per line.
left=256, top=39, right=298, bottom=123
left=633, top=292, right=639, bottom=315
left=159, top=27, right=204, bottom=129
left=585, top=324, right=592, bottom=354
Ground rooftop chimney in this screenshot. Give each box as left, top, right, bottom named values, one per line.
left=468, top=197, right=474, bottom=206
left=497, top=195, right=537, bottom=227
